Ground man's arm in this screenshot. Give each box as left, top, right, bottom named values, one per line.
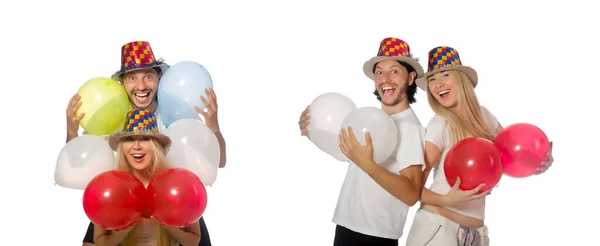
left=67, top=132, right=79, bottom=143
left=66, top=93, right=84, bottom=143
left=214, top=131, right=227, bottom=168
left=338, top=124, right=424, bottom=205
left=359, top=162, right=423, bottom=206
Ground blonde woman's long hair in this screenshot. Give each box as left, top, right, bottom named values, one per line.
left=427, top=70, right=495, bottom=145
left=115, top=137, right=173, bottom=246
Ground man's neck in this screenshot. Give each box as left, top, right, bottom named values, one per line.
left=381, top=100, right=410, bottom=115
left=134, top=100, right=158, bottom=113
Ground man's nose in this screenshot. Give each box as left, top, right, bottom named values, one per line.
left=383, top=74, right=393, bottom=83
left=135, top=81, right=148, bottom=90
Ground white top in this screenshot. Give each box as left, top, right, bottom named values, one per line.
left=426, top=105, right=499, bottom=220
left=116, top=218, right=180, bottom=246
left=133, top=218, right=160, bottom=246
left=332, top=107, right=426, bottom=239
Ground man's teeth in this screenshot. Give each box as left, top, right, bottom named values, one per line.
left=438, top=90, right=450, bottom=96
left=135, top=93, right=150, bottom=98
left=382, top=86, right=395, bottom=92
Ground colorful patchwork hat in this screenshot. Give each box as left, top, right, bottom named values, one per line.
left=111, top=41, right=170, bottom=81
left=108, top=109, right=172, bottom=152
left=415, top=46, right=478, bottom=91
left=363, top=37, right=425, bottom=80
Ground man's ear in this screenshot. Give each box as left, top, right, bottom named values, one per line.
left=408, top=71, right=417, bottom=85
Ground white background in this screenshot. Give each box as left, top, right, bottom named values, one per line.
left=0, top=0, right=597, bottom=245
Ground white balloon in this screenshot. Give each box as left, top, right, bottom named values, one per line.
left=163, top=119, right=220, bottom=186
left=306, top=92, right=357, bottom=161
left=55, top=135, right=116, bottom=190
left=340, top=107, right=398, bottom=164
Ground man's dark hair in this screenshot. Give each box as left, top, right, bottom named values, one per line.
left=372, top=60, right=418, bottom=104
left=119, top=67, right=163, bottom=81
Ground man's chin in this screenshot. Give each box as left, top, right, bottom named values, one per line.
left=134, top=103, right=148, bottom=108
left=131, top=98, right=154, bottom=109
left=381, top=96, right=401, bottom=106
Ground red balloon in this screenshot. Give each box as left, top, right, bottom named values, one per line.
left=141, top=205, right=153, bottom=219
left=82, top=171, right=146, bottom=230
left=444, top=137, right=503, bottom=194
left=147, top=168, right=208, bottom=228
left=493, top=123, right=550, bottom=178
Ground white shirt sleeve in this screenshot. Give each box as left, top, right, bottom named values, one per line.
left=425, top=115, right=448, bottom=151
left=396, top=124, right=426, bottom=171
left=480, top=106, right=499, bottom=133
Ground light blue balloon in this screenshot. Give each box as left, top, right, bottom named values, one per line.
left=157, top=61, right=213, bottom=127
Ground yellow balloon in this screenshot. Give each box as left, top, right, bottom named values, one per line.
left=76, top=77, right=131, bottom=136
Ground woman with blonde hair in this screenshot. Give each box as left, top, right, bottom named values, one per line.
left=93, top=109, right=201, bottom=246
left=405, top=47, right=554, bottom=246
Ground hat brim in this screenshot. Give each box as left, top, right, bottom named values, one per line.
left=363, top=56, right=425, bottom=80
left=111, top=63, right=170, bottom=82
left=108, top=132, right=172, bottom=153
left=415, top=65, right=478, bottom=91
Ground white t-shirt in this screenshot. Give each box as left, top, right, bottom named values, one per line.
left=426, top=105, right=499, bottom=220
left=115, top=218, right=180, bottom=246
left=332, top=107, right=426, bottom=240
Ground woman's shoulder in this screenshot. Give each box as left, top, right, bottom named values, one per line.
left=479, top=105, right=492, bottom=114
left=426, top=114, right=447, bottom=129
left=479, top=105, right=499, bottom=131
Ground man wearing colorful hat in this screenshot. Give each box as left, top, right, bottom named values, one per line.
left=297, top=37, right=426, bottom=245
left=67, top=41, right=225, bottom=246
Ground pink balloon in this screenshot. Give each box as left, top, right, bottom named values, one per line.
left=493, top=123, right=550, bottom=178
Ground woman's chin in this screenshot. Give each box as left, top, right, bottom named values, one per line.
left=131, top=164, right=149, bottom=172
left=437, top=98, right=457, bottom=108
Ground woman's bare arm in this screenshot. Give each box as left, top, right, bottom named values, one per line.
left=93, top=224, right=133, bottom=246
left=163, top=220, right=201, bottom=246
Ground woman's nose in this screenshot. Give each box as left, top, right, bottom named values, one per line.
left=132, top=140, right=142, bottom=149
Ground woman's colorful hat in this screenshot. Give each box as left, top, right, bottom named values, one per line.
left=415, top=46, right=478, bottom=91
left=108, top=109, right=171, bottom=152
left=111, top=41, right=170, bottom=81
left=363, top=37, right=425, bottom=80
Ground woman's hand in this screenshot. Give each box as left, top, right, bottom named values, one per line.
left=443, top=177, right=491, bottom=207
left=114, top=220, right=136, bottom=232
left=536, top=141, right=553, bottom=175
